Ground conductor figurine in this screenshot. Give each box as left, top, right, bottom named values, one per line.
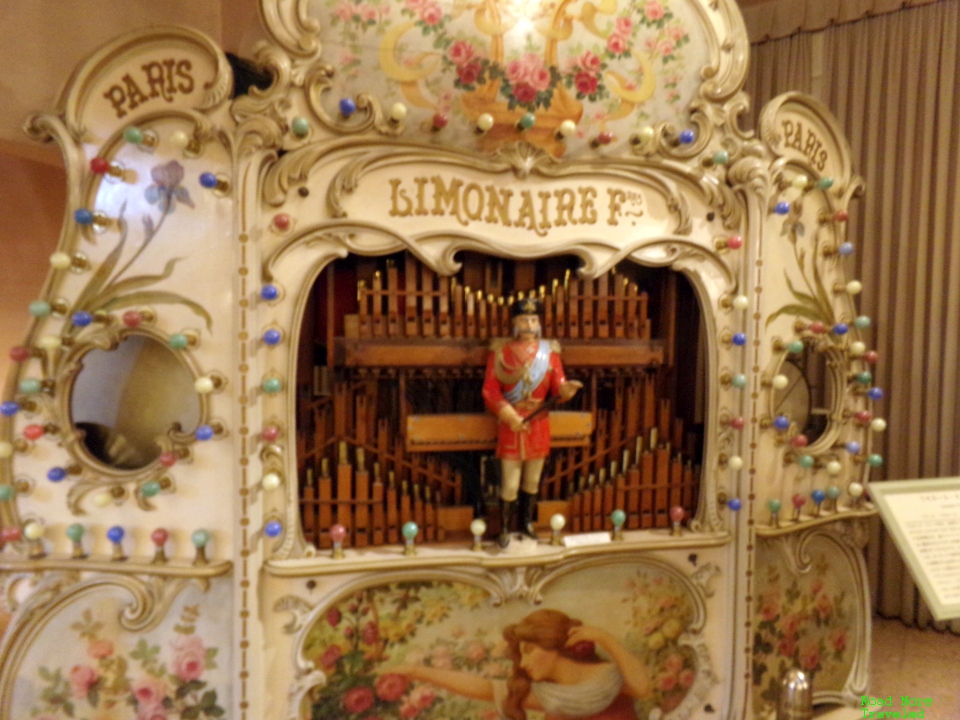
left=482, top=296, right=582, bottom=547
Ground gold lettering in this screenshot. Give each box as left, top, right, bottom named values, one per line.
left=463, top=183, right=484, bottom=222
left=388, top=179, right=413, bottom=217
left=431, top=176, right=465, bottom=225
left=515, top=191, right=542, bottom=235
left=606, top=188, right=626, bottom=226
left=553, top=188, right=577, bottom=226
left=414, top=177, right=430, bottom=216
left=537, top=191, right=553, bottom=231
left=579, top=187, right=598, bottom=224
left=484, top=186, right=513, bottom=226
left=175, top=59, right=194, bottom=94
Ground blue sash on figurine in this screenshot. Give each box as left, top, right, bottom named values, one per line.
left=504, top=340, right=550, bottom=404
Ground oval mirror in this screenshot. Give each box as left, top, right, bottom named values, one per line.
left=773, top=344, right=832, bottom=444
left=70, top=334, right=201, bottom=470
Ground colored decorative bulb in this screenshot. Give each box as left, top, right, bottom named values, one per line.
left=47, top=467, right=67, bottom=482
left=50, top=252, right=72, bottom=270
left=845, top=441, right=861, bottom=454
left=854, top=316, right=871, bottom=330
left=273, top=213, right=291, bottom=230
left=712, top=150, right=729, bottom=165
left=867, top=387, right=884, bottom=401
left=518, top=113, right=536, bottom=130
left=791, top=493, right=806, bottom=509
left=0, top=485, right=15, bottom=501
left=595, top=130, right=614, bottom=145
left=725, top=235, right=743, bottom=249
left=729, top=416, right=745, bottom=430
left=431, top=113, right=448, bottom=130
left=787, top=340, right=804, bottom=354
left=74, top=208, right=94, bottom=225
left=402, top=521, right=419, bottom=540
left=774, top=201, right=791, bottom=215
left=24, top=423, right=45, bottom=440
left=855, top=410, right=872, bottom=424
left=838, top=242, right=854, bottom=256
left=0, top=526, right=22, bottom=542
left=66, top=523, right=85, bottom=542
left=262, top=377, right=282, bottom=394
left=863, top=350, right=880, bottom=364
left=93, top=491, right=113, bottom=507
left=90, top=157, right=111, bottom=174
left=1, top=402, right=20, bottom=417
left=856, top=371, right=873, bottom=385
left=826, top=485, right=841, bottom=499
left=330, top=524, right=348, bottom=543
left=169, top=333, right=189, bottom=350
left=727, top=498, right=742, bottom=511
left=791, top=434, right=809, bottom=448
left=773, top=415, right=790, bottom=431
left=732, top=332, right=747, bottom=346
left=678, top=129, right=695, bottom=144
left=867, top=454, right=884, bottom=468
left=611, top=509, right=626, bottom=527
left=549, top=513, right=566, bottom=531
left=669, top=506, right=685, bottom=523
left=261, top=284, right=279, bottom=301
left=159, top=451, right=178, bottom=468
left=730, top=374, right=747, bottom=389
left=291, top=116, right=310, bottom=137
left=833, top=323, right=849, bottom=335
left=261, top=425, right=281, bottom=442
left=123, top=127, right=144, bottom=144
left=768, top=499, right=782, bottom=513
left=18, top=378, right=42, bottom=394
left=263, top=329, right=282, bottom=346
left=39, top=335, right=62, bottom=350
left=191, top=529, right=210, bottom=548
left=107, top=526, right=124, bottom=543
left=846, top=280, right=863, bottom=295
left=195, top=424, right=215, bottom=441
left=771, top=374, right=789, bottom=390
left=469, top=518, right=487, bottom=537
left=637, top=126, right=655, bottom=143
left=811, top=489, right=826, bottom=504
left=10, top=346, right=31, bottom=362
left=151, top=528, right=169, bottom=546
left=264, top=520, right=283, bottom=538
left=826, top=460, right=842, bottom=476
left=791, top=174, right=809, bottom=189
left=194, top=376, right=216, bottom=394
left=809, top=321, right=825, bottom=334
left=170, top=130, right=190, bottom=148
left=816, top=177, right=834, bottom=190
left=72, top=311, right=93, bottom=327
left=199, top=172, right=219, bottom=189
left=797, top=454, right=815, bottom=469
left=339, top=97, right=357, bottom=117
left=833, top=210, right=849, bottom=222
left=122, top=310, right=142, bottom=328
left=141, top=480, right=161, bottom=498
left=29, top=301, right=52, bottom=318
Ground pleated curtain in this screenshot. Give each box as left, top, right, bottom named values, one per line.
left=742, top=0, right=960, bottom=631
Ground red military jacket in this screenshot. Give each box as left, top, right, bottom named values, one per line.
left=482, top=338, right=568, bottom=460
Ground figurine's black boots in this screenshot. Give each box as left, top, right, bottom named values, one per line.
left=498, top=499, right=516, bottom=548
left=518, top=491, right=539, bottom=540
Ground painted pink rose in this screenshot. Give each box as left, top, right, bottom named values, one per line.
left=171, top=635, right=206, bottom=683
left=360, top=5, right=377, bottom=21
left=457, top=61, right=481, bottom=85
left=506, top=59, right=530, bottom=85
left=400, top=701, right=421, bottom=719
left=512, top=82, right=537, bottom=104
left=528, top=66, right=552, bottom=92
left=657, top=673, right=677, bottom=692
left=614, top=16, right=633, bottom=35
left=137, top=703, right=169, bottom=720
left=409, top=685, right=436, bottom=709
left=132, top=677, right=169, bottom=707
left=798, top=641, right=820, bottom=671
left=831, top=629, right=847, bottom=652
left=664, top=653, right=684, bottom=674
left=781, top=613, right=802, bottom=635
left=334, top=1, right=354, bottom=21
left=448, top=40, right=476, bottom=66
left=375, top=673, right=409, bottom=702
left=465, top=641, right=488, bottom=663
left=660, top=40, right=675, bottom=57
left=678, top=668, right=695, bottom=688
left=343, top=686, right=375, bottom=715
left=606, top=34, right=628, bottom=55
left=815, top=593, right=833, bottom=618
left=668, top=25, right=687, bottom=41
left=405, top=0, right=429, bottom=11
left=327, top=607, right=342, bottom=627
left=579, top=51, right=601, bottom=72
left=777, top=635, right=797, bottom=658
left=645, top=0, right=665, bottom=20
left=87, top=639, right=114, bottom=659
left=321, top=644, right=343, bottom=669
left=69, top=665, right=99, bottom=698
left=419, top=3, right=444, bottom=25
left=760, top=594, right=780, bottom=621
left=574, top=71, right=598, bottom=96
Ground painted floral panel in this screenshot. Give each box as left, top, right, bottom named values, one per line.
left=297, top=562, right=711, bottom=720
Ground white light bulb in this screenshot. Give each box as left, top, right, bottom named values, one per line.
left=469, top=518, right=487, bottom=536
left=848, top=482, right=864, bottom=498
left=732, top=295, right=749, bottom=311
left=93, top=492, right=113, bottom=508
left=23, top=522, right=44, bottom=540
left=870, top=418, right=887, bottom=433
left=771, top=374, right=789, bottom=390
left=849, top=341, right=866, bottom=357
left=826, top=460, right=843, bottom=476
left=558, top=119, right=577, bottom=138
left=0, top=441, right=13, bottom=459
left=39, top=335, right=62, bottom=351
left=261, top=472, right=282, bottom=490
left=846, top=280, right=863, bottom=295
left=194, top=376, right=215, bottom=394
left=727, top=455, right=744, bottom=471
left=476, top=113, right=494, bottom=132
left=50, top=252, right=72, bottom=270
left=550, top=513, right=566, bottom=531
left=390, top=103, right=407, bottom=122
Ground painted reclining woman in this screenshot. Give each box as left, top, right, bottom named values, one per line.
left=391, top=608, right=651, bottom=720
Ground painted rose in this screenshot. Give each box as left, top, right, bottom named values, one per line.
left=574, top=71, right=599, bottom=96
left=448, top=40, right=475, bottom=66
left=814, top=593, right=833, bottom=619
left=343, top=686, right=375, bottom=715
left=87, top=638, right=114, bottom=659
left=606, top=34, right=628, bottom=55
left=327, top=607, right=342, bottom=627
left=505, top=53, right=546, bottom=86
left=777, top=634, right=797, bottom=658
left=659, top=40, right=675, bottom=57
left=657, top=673, right=677, bottom=692
left=578, top=51, right=601, bottom=72
left=668, top=25, right=688, bottom=41
left=512, top=82, right=537, bottom=104
left=375, top=673, right=409, bottom=702
left=457, top=61, right=482, bottom=85
left=170, top=634, right=207, bottom=683
left=419, top=3, right=444, bottom=25
left=614, top=16, right=633, bottom=36
left=359, top=5, right=377, bottom=22
left=830, top=629, right=848, bottom=653
left=362, top=621, right=380, bottom=645
left=781, top=613, right=802, bottom=636
left=334, top=1, right=354, bottom=21
left=69, top=665, right=99, bottom=699
left=798, top=640, right=820, bottom=671
left=137, top=704, right=169, bottom=720
left=132, top=677, right=169, bottom=707
left=645, top=0, right=665, bottom=20
left=320, top=644, right=343, bottom=669
left=759, top=593, right=780, bottom=622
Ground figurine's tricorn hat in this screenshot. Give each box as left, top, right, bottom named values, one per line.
left=510, top=296, right=542, bottom=318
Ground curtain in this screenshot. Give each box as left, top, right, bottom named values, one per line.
left=743, top=0, right=960, bottom=631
